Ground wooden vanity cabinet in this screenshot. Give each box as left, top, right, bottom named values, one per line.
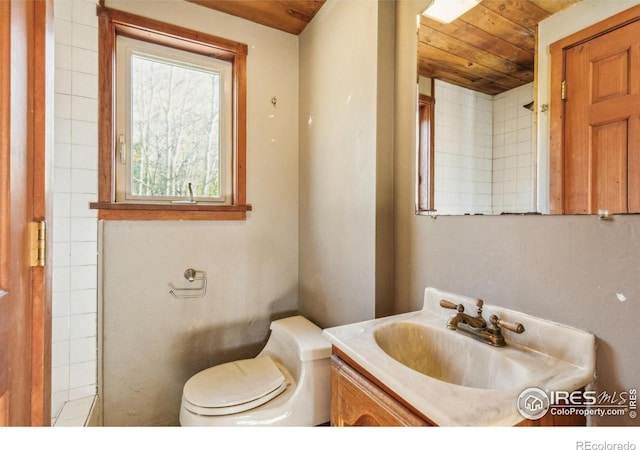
left=330, top=352, right=434, bottom=426
left=330, top=348, right=585, bottom=427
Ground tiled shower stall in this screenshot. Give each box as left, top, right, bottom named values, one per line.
left=433, top=79, right=535, bottom=215
left=51, top=0, right=99, bottom=424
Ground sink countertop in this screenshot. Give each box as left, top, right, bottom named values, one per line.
left=322, top=287, right=596, bottom=426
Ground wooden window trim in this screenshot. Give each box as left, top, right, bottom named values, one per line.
left=417, top=90, right=435, bottom=214
left=90, top=6, right=251, bottom=220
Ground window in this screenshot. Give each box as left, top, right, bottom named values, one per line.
left=116, top=37, right=232, bottom=204
left=91, top=7, right=251, bottom=220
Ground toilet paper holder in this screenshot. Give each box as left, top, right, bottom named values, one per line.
left=169, top=268, right=207, bottom=299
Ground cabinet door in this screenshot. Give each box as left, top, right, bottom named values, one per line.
left=330, top=356, right=431, bottom=427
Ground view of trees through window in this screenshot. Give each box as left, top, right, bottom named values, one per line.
left=130, top=54, right=222, bottom=200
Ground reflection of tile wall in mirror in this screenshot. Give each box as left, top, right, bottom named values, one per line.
left=433, top=80, right=493, bottom=215
left=491, top=83, right=535, bottom=215
left=429, top=79, right=535, bottom=215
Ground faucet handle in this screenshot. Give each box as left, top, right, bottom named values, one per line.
left=490, top=315, right=525, bottom=334
left=440, top=299, right=464, bottom=312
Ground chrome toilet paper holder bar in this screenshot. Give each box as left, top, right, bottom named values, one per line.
left=169, top=268, right=207, bottom=299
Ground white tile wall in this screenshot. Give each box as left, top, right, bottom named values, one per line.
left=52, top=0, right=99, bottom=421
left=433, top=80, right=536, bottom=215
left=492, top=83, right=536, bottom=213
left=434, top=80, right=493, bottom=215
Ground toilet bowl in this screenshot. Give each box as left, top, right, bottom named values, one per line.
left=179, top=315, right=332, bottom=426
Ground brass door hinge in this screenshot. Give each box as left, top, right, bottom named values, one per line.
left=561, top=80, right=567, bottom=100
left=30, top=221, right=46, bottom=267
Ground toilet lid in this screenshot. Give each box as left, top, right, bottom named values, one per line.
left=183, top=356, right=287, bottom=412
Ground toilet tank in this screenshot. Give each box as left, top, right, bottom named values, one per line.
left=259, top=316, right=331, bottom=380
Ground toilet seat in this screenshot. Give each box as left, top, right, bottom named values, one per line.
left=182, top=356, right=289, bottom=416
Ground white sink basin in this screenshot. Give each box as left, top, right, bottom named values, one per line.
left=322, top=287, right=596, bottom=426
left=374, top=322, right=529, bottom=390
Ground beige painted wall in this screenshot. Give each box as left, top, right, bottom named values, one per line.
left=100, top=1, right=299, bottom=426
left=395, top=1, right=640, bottom=426
left=298, top=0, right=395, bottom=327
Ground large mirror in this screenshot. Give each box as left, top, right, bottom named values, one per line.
left=416, top=0, right=580, bottom=215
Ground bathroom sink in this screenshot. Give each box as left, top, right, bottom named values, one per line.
left=374, top=322, right=529, bottom=390
left=322, top=287, right=596, bottom=426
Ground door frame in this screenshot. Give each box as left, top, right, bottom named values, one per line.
left=0, top=0, right=53, bottom=426
left=31, top=0, right=54, bottom=425
left=549, top=3, right=640, bottom=214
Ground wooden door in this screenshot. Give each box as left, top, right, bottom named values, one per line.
left=550, top=6, right=640, bottom=214
left=0, top=0, right=52, bottom=426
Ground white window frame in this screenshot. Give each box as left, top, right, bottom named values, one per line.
left=93, top=7, right=250, bottom=221
left=115, top=36, right=233, bottom=205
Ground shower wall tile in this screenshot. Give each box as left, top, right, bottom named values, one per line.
left=70, top=289, right=97, bottom=315
left=53, top=243, right=71, bottom=269
left=70, top=169, right=98, bottom=195
left=72, top=23, right=98, bottom=51
left=52, top=291, right=71, bottom=318
left=55, top=44, right=72, bottom=69
left=52, top=366, right=70, bottom=393
left=71, top=72, right=98, bottom=99
left=70, top=337, right=97, bottom=364
left=52, top=342, right=70, bottom=368
left=70, top=218, right=98, bottom=242
left=434, top=80, right=493, bottom=215
left=71, top=97, right=98, bottom=122
left=52, top=316, right=70, bottom=344
left=72, top=0, right=97, bottom=27
left=53, top=0, right=72, bottom=20
left=53, top=218, right=71, bottom=243
left=71, top=145, right=98, bottom=170
left=70, top=193, right=98, bottom=218
left=52, top=0, right=99, bottom=422
left=54, top=143, right=72, bottom=169
left=432, top=80, right=536, bottom=215
left=54, top=68, right=72, bottom=95
left=55, top=94, right=72, bottom=119
left=70, top=241, right=98, bottom=266
left=492, top=83, right=535, bottom=213
left=70, top=360, right=97, bottom=390
left=71, top=47, right=98, bottom=75
left=70, top=266, right=97, bottom=290
left=55, top=118, right=72, bottom=144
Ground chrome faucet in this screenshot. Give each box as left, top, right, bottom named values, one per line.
left=440, top=298, right=525, bottom=347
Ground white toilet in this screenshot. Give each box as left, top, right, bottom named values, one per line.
left=179, top=315, right=332, bottom=426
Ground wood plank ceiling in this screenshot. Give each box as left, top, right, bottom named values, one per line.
left=186, top=0, right=326, bottom=35
left=419, top=0, right=580, bottom=95
left=188, top=0, right=580, bottom=95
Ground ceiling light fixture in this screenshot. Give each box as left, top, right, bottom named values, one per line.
left=421, top=0, right=481, bottom=24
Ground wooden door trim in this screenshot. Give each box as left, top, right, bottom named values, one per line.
left=0, top=0, right=10, bottom=294
left=549, top=3, right=640, bottom=214
left=0, top=0, right=52, bottom=426
left=0, top=0, right=11, bottom=426
left=30, top=0, right=53, bottom=425
left=417, top=93, right=435, bottom=213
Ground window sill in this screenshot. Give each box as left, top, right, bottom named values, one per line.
left=89, top=202, right=252, bottom=221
